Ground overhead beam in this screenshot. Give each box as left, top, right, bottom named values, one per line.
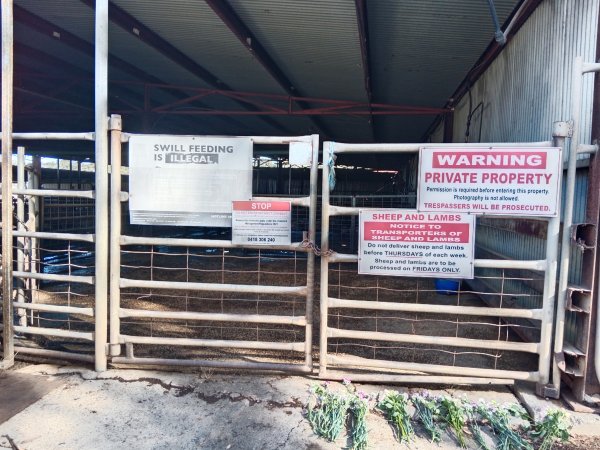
left=78, top=0, right=289, bottom=135
left=116, top=83, right=448, bottom=116
left=15, top=43, right=148, bottom=112
left=204, top=0, right=333, bottom=138
left=354, top=0, right=376, bottom=142
left=13, top=5, right=245, bottom=134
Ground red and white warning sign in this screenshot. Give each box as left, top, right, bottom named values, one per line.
left=232, top=201, right=291, bottom=245
left=417, top=147, right=562, bottom=216
left=359, top=210, right=474, bottom=278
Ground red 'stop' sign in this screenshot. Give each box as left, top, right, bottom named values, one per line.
left=232, top=201, right=291, bottom=211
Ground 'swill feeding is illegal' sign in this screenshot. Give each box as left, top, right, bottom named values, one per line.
left=359, top=210, right=475, bottom=279
left=128, top=135, right=252, bottom=227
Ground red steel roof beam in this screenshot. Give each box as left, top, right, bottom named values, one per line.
left=204, top=0, right=332, bottom=138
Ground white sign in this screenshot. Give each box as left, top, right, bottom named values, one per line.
left=359, top=209, right=475, bottom=279
left=418, top=147, right=562, bottom=216
left=128, top=135, right=252, bottom=227
left=289, top=141, right=313, bottom=167
left=232, top=201, right=291, bottom=245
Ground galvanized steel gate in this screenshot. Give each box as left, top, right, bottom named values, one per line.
left=319, top=137, right=566, bottom=388
left=108, top=120, right=319, bottom=372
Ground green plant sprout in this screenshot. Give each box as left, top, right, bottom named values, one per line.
left=440, top=395, right=469, bottom=448
left=531, top=408, right=571, bottom=450
left=306, top=383, right=350, bottom=442
left=476, top=401, right=532, bottom=450
left=378, top=390, right=414, bottom=443
left=350, top=392, right=370, bottom=450
left=412, top=392, right=442, bottom=443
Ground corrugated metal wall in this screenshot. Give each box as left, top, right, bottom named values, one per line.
left=430, top=0, right=599, bottom=361
left=448, top=0, right=598, bottom=152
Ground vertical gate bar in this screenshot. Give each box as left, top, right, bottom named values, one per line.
left=304, top=134, right=319, bottom=369
left=94, top=0, right=109, bottom=371
left=30, top=156, right=40, bottom=294
left=538, top=123, right=568, bottom=392
left=350, top=196, right=357, bottom=253
left=319, top=141, right=333, bottom=377
left=553, top=57, right=584, bottom=393
left=109, top=115, right=122, bottom=356
left=16, top=147, right=25, bottom=326
left=1, top=0, right=14, bottom=369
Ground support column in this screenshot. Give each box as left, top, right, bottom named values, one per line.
left=1, top=0, right=14, bottom=369
left=94, top=0, right=109, bottom=372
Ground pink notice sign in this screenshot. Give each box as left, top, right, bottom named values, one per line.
left=359, top=209, right=474, bottom=279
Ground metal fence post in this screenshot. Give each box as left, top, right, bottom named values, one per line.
left=94, top=0, right=109, bottom=372
left=551, top=57, right=584, bottom=395
left=304, top=134, right=319, bottom=369
left=319, top=141, right=333, bottom=377
left=1, top=0, right=14, bottom=369
left=109, top=115, right=122, bottom=356
left=16, top=147, right=26, bottom=326
left=537, top=122, right=569, bottom=396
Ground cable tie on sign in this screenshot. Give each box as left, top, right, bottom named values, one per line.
left=327, top=142, right=337, bottom=191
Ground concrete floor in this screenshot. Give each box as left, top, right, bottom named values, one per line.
left=0, top=364, right=599, bottom=449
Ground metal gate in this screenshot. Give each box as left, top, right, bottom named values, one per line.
left=108, top=117, right=319, bottom=372
left=319, top=134, right=566, bottom=388
left=1, top=133, right=107, bottom=369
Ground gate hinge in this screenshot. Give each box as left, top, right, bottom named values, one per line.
left=536, top=383, right=560, bottom=399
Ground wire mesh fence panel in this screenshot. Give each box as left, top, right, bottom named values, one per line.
left=6, top=190, right=97, bottom=361
left=326, top=262, right=542, bottom=374
left=118, top=246, right=308, bottom=364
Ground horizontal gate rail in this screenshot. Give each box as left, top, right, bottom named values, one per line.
left=14, top=347, right=95, bottom=363
left=13, top=188, right=95, bottom=199
left=13, top=325, right=93, bottom=341
left=13, top=230, right=95, bottom=243
left=119, top=335, right=305, bottom=352
left=327, top=252, right=547, bottom=271
left=13, top=302, right=94, bottom=317
left=330, top=141, right=553, bottom=153
left=327, top=354, right=538, bottom=381
left=119, top=308, right=307, bottom=325
left=328, top=328, right=539, bottom=353
left=321, top=372, right=515, bottom=385
left=111, top=357, right=312, bottom=373
left=328, top=297, right=544, bottom=320
left=120, top=235, right=309, bottom=252
left=8, top=132, right=95, bottom=141
left=13, top=271, right=94, bottom=285
left=119, top=278, right=307, bottom=295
